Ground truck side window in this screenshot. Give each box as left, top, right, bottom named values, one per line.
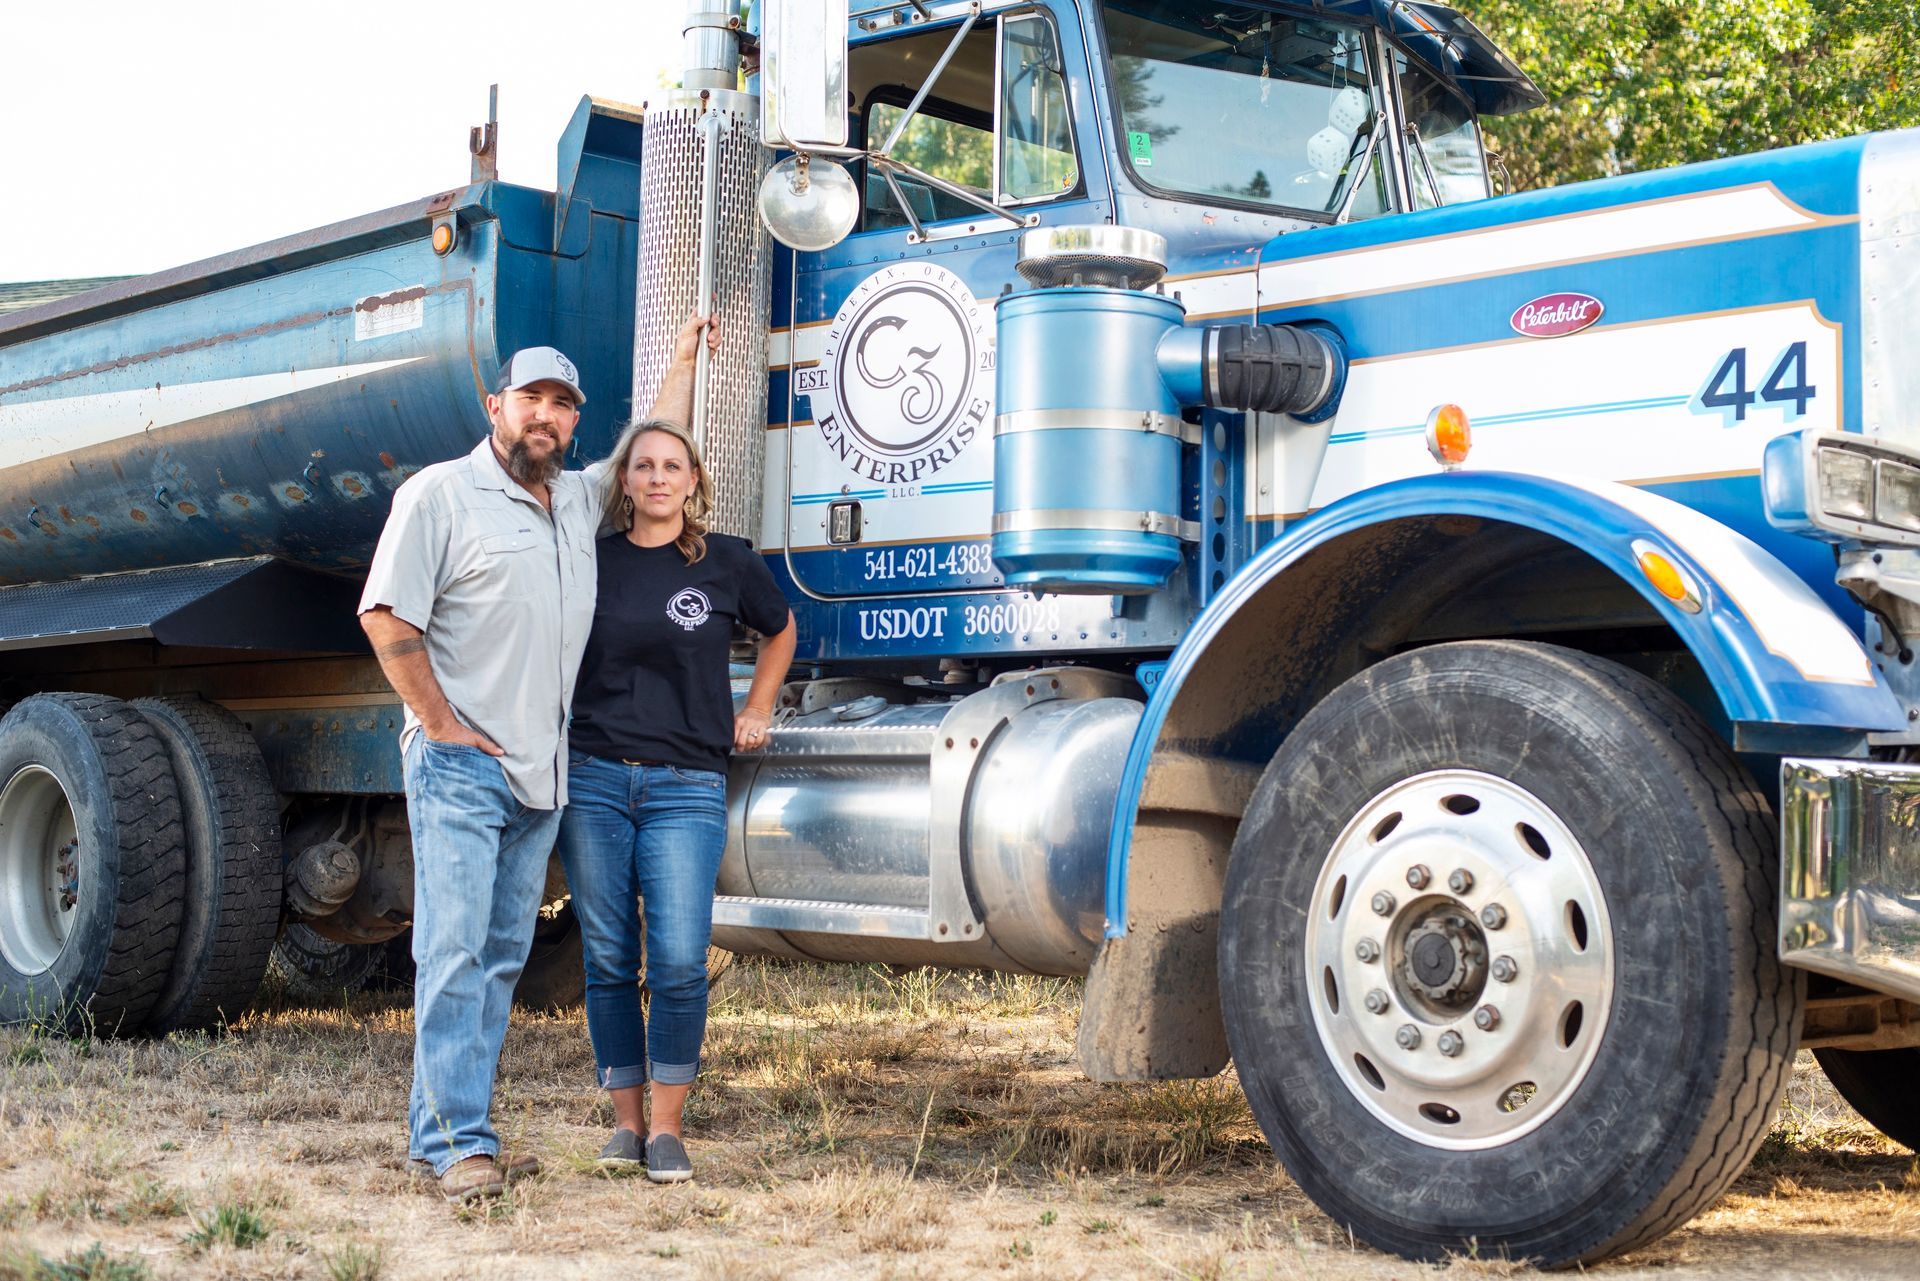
left=850, top=14, right=1079, bottom=233
left=864, top=99, right=993, bottom=231
left=1000, top=14, right=1079, bottom=201
left=1393, top=51, right=1490, bottom=209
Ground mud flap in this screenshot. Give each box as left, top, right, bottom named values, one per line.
left=1077, top=754, right=1254, bottom=1080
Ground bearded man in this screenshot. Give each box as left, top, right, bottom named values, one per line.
left=357, top=320, right=713, bottom=1204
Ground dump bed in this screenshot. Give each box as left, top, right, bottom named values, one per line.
left=0, top=101, right=643, bottom=591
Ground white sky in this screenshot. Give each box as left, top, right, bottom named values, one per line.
left=0, top=1, right=688, bottom=282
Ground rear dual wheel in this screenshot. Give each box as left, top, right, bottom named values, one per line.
left=1815, top=1046, right=1920, bottom=1150
left=132, top=696, right=282, bottom=1033
left=0, top=695, right=186, bottom=1033
left=369, top=899, right=734, bottom=1011
left=0, top=693, right=281, bottom=1036
left=1220, top=642, right=1802, bottom=1266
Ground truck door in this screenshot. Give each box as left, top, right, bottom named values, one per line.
left=770, top=5, right=1104, bottom=599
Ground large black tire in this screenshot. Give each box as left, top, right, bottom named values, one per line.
left=0, top=694, right=186, bottom=1033
left=267, top=923, right=381, bottom=1003
left=1814, top=1047, right=1920, bottom=1150
left=1219, top=641, right=1802, bottom=1267
left=376, top=902, right=734, bottom=1012
left=514, top=900, right=586, bottom=1011
left=131, top=696, right=284, bottom=1034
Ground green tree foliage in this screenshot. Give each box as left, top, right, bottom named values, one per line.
left=1454, top=0, right=1920, bottom=191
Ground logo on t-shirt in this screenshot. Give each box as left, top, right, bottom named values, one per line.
left=666, top=588, right=712, bottom=631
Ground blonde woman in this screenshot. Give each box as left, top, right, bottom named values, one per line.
left=559, top=413, right=796, bottom=1182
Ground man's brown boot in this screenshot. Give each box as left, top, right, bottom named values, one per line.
left=438, top=1154, right=506, bottom=1204
left=498, top=1152, right=541, bottom=1184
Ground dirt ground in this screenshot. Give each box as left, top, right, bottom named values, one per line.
left=1, top=960, right=1914, bottom=1281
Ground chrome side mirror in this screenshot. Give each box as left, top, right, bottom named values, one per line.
left=759, top=154, right=859, bottom=251
left=760, top=0, right=850, bottom=151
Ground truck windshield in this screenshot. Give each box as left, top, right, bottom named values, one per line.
left=1103, top=2, right=1390, bottom=218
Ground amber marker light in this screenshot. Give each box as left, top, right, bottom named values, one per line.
left=1425, top=403, right=1471, bottom=470
left=1631, top=538, right=1702, bottom=614
left=432, top=222, right=457, bottom=255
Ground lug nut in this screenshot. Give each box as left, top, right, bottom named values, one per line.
left=1395, top=1024, right=1422, bottom=1050
left=1480, top=903, right=1508, bottom=930
left=1364, top=989, right=1390, bottom=1015
left=1437, top=1030, right=1465, bottom=1057
left=1448, top=868, right=1474, bottom=894
left=1355, top=938, right=1381, bottom=963
left=1491, top=955, right=1519, bottom=983
left=1406, top=864, right=1432, bottom=889
left=1370, top=891, right=1396, bottom=917
left=1474, top=1004, right=1501, bottom=1031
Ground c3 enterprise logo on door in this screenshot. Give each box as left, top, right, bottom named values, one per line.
left=797, top=263, right=993, bottom=485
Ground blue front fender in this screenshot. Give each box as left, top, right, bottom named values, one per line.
left=1103, top=470, right=1904, bottom=937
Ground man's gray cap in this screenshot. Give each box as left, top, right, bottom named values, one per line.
left=497, top=346, right=586, bottom=406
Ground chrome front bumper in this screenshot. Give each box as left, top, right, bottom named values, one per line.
left=1780, top=758, right=1920, bottom=1003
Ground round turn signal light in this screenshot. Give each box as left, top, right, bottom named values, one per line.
left=1425, top=404, right=1471, bottom=469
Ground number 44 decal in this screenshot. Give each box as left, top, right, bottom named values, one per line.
left=1696, top=342, right=1815, bottom=425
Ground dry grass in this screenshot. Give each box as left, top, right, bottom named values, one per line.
left=0, top=959, right=1915, bottom=1279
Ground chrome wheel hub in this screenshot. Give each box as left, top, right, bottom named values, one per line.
left=1305, top=769, right=1614, bottom=1149
left=0, top=766, right=81, bottom=976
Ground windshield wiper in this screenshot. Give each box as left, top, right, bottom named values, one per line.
left=1332, top=121, right=1384, bottom=223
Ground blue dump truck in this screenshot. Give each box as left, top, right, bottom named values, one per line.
left=3, top=0, right=1919, bottom=1265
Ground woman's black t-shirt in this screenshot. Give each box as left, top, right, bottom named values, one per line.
left=568, top=532, right=790, bottom=773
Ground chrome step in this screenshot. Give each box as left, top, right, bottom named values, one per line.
left=711, top=894, right=931, bottom=939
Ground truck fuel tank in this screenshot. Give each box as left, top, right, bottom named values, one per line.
left=713, top=675, right=1142, bottom=976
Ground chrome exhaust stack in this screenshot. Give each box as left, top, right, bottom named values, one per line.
left=632, top=2, right=773, bottom=541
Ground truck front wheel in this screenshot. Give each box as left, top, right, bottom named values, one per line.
left=1219, top=641, right=1802, bottom=1266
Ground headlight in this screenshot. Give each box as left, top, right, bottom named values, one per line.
left=1818, top=449, right=1874, bottom=521
left=1765, top=429, right=1920, bottom=547
left=1875, top=459, right=1920, bottom=533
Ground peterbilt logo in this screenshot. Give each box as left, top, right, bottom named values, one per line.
left=1510, top=292, right=1604, bottom=338
left=797, top=263, right=993, bottom=485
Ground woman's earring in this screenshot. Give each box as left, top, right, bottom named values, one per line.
left=621, top=494, right=633, bottom=517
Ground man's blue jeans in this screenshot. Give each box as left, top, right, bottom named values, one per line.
left=557, top=755, right=728, bottom=1089
left=403, top=735, right=560, bottom=1176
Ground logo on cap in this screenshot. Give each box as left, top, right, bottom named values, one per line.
left=556, top=353, right=578, bottom=382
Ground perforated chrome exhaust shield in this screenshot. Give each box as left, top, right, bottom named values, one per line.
left=632, top=85, right=772, bottom=543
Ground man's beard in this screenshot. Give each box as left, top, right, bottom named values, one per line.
left=504, top=436, right=562, bottom=486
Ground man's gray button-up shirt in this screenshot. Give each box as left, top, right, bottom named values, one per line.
left=359, top=438, right=601, bottom=809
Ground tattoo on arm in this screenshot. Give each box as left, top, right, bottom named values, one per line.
left=375, top=637, right=428, bottom=661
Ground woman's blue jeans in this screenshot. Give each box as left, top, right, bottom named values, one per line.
left=557, top=754, right=728, bottom=1089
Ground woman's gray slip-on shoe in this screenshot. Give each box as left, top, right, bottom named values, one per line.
left=645, top=1132, right=694, bottom=1183
left=596, top=1127, right=645, bottom=1173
